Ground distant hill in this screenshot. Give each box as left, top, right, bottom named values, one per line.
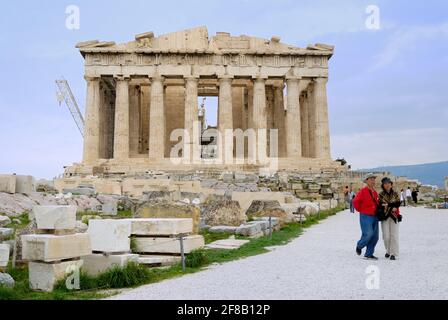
left=360, top=161, right=448, bottom=188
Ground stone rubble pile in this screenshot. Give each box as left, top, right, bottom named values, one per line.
left=129, top=218, right=204, bottom=267
left=22, top=205, right=91, bottom=292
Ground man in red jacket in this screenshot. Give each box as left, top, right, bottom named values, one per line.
left=353, top=173, right=380, bottom=260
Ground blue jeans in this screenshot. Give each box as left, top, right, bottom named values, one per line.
left=357, top=214, right=379, bottom=257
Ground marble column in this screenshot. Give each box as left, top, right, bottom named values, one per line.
left=218, top=76, right=234, bottom=162
left=313, top=77, right=331, bottom=159
left=83, top=76, right=101, bottom=164
left=149, top=75, right=165, bottom=160
left=113, top=76, right=130, bottom=160
left=285, top=77, right=301, bottom=159
left=307, top=85, right=316, bottom=158
left=253, top=77, right=268, bottom=162
left=273, top=83, right=286, bottom=158
left=184, top=76, right=199, bottom=162
left=300, top=92, right=310, bottom=158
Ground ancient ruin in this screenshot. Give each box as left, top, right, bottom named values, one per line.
left=64, top=26, right=341, bottom=176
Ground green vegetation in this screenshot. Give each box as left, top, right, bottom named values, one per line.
left=1, top=206, right=343, bottom=300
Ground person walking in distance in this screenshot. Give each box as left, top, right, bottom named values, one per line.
left=400, top=189, right=406, bottom=206
left=379, top=177, right=402, bottom=261
left=349, top=188, right=356, bottom=213
left=406, top=187, right=412, bottom=206
left=343, top=186, right=350, bottom=209
left=353, top=173, right=380, bottom=260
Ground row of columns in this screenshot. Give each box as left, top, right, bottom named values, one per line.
left=82, top=75, right=331, bottom=164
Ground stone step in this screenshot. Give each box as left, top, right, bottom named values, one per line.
left=22, top=233, right=91, bottom=262
left=124, top=218, right=193, bottom=236
left=31, top=205, right=77, bottom=231
left=205, top=239, right=250, bottom=250
left=132, top=235, right=205, bottom=254
left=29, top=260, right=83, bottom=292
left=138, top=255, right=181, bottom=266
left=87, top=219, right=131, bottom=253
left=82, top=253, right=139, bottom=276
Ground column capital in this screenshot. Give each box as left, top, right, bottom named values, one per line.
left=285, top=76, right=301, bottom=82
left=150, top=74, right=165, bottom=83
left=184, top=75, right=199, bottom=82
left=114, top=75, right=130, bottom=82
left=84, top=75, right=101, bottom=82
left=314, top=77, right=328, bottom=84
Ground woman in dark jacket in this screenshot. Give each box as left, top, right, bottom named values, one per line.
left=379, top=177, right=402, bottom=260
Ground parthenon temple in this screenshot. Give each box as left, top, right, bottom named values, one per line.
left=65, top=26, right=342, bottom=176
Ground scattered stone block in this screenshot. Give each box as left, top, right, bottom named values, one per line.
left=0, top=273, right=15, bottom=288
left=138, top=255, right=181, bottom=266
left=208, top=226, right=238, bottom=234
left=202, top=200, right=245, bottom=226
left=22, top=234, right=91, bottom=262
left=125, top=218, right=193, bottom=236
left=0, top=215, right=11, bottom=227
left=32, top=206, right=77, bottom=231
left=82, top=253, right=138, bottom=276
left=0, top=174, right=16, bottom=194
left=136, top=201, right=201, bottom=233
left=236, top=223, right=263, bottom=237
left=15, top=175, right=36, bottom=194
left=28, top=260, right=83, bottom=292
left=87, top=219, right=131, bottom=253
left=101, top=203, right=118, bottom=216
left=0, top=244, right=10, bottom=267
left=132, top=235, right=205, bottom=254
left=205, top=239, right=250, bottom=250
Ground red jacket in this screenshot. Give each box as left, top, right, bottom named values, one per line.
left=353, top=187, right=379, bottom=216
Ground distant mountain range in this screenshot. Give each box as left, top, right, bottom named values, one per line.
left=360, top=161, right=448, bottom=188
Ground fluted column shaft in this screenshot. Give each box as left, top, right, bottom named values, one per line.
left=218, top=77, right=234, bottom=161
left=113, top=76, right=130, bottom=160
left=313, top=77, right=331, bottom=159
left=83, top=76, right=101, bottom=164
left=184, top=76, right=199, bottom=161
left=149, top=76, right=165, bottom=160
left=285, top=78, right=302, bottom=159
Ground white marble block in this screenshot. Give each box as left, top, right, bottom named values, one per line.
left=32, top=205, right=77, bottom=230
left=132, top=235, right=205, bottom=254
left=0, top=243, right=10, bottom=267
left=87, top=219, right=131, bottom=253
left=138, top=255, right=181, bottom=266
left=125, top=218, right=193, bottom=236
left=22, top=234, right=91, bottom=262
left=29, top=260, right=83, bottom=292
left=82, top=253, right=139, bottom=276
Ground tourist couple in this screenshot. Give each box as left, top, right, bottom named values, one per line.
left=353, top=173, right=402, bottom=260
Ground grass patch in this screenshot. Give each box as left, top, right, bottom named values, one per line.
left=201, top=230, right=234, bottom=244
left=1, top=206, right=344, bottom=300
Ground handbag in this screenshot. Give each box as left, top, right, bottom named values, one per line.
left=368, top=190, right=386, bottom=221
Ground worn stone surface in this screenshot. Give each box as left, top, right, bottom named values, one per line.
left=205, top=239, right=250, bottom=250
left=0, top=244, right=10, bottom=267
left=29, top=260, right=83, bottom=292
left=138, top=255, right=181, bottom=266
left=22, top=233, right=91, bottom=262
left=82, top=253, right=138, bottom=276
left=0, top=273, right=15, bottom=288
left=246, top=200, right=291, bottom=223
left=208, top=226, right=238, bottom=234
left=31, top=205, right=77, bottom=230
left=125, top=218, right=193, bottom=236
left=132, top=235, right=204, bottom=254
left=235, top=223, right=263, bottom=237
left=88, top=219, right=131, bottom=253
left=202, top=200, right=245, bottom=227
left=0, top=175, right=16, bottom=194
left=0, top=215, right=11, bottom=227
left=136, top=201, right=200, bottom=233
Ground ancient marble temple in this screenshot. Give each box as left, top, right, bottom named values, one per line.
left=65, top=26, right=341, bottom=176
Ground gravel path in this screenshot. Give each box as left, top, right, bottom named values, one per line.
left=110, top=207, right=448, bottom=300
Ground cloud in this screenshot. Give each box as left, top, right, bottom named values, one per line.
left=332, top=127, right=448, bottom=169
left=371, top=22, right=448, bottom=70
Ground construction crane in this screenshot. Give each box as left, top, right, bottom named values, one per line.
left=55, top=78, right=85, bottom=137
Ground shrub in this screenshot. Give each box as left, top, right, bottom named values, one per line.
left=185, top=249, right=209, bottom=268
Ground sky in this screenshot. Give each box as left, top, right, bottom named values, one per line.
left=0, top=0, right=447, bottom=179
